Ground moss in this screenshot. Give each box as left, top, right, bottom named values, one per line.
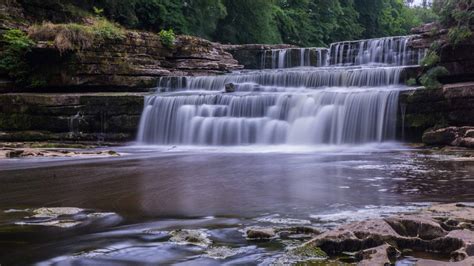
left=0, top=113, right=32, bottom=130
left=406, top=78, right=417, bottom=86
left=290, top=245, right=328, bottom=259
left=405, top=114, right=444, bottom=129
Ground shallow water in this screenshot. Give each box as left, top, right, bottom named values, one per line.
left=0, top=144, right=473, bottom=265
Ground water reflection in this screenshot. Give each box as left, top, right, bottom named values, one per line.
left=0, top=146, right=473, bottom=264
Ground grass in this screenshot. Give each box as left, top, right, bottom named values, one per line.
left=28, top=18, right=125, bottom=53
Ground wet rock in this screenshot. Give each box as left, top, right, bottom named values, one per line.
left=1, top=147, right=120, bottom=159
left=205, top=246, right=252, bottom=259
left=422, top=127, right=474, bottom=148
left=299, top=203, right=474, bottom=264
left=245, top=227, right=276, bottom=240
left=32, top=207, right=84, bottom=218
left=5, top=149, right=25, bottom=158
left=355, top=244, right=400, bottom=266
left=277, top=226, right=321, bottom=240
left=12, top=207, right=118, bottom=228
left=385, top=216, right=446, bottom=240
left=224, top=83, right=236, bottom=93
left=169, top=229, right=212, bottom=247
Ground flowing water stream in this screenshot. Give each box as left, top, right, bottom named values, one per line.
left=2, top=36, right=473, bottom=265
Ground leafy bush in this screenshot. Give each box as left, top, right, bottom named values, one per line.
left=406, top=78, right=417, bottom=86
left=448, top=26, right=472, bottom=47
left=28, top=18, right=124, bottom=53
left=159, top=29, right=176, bottom=48
left=420, top=66, right=449, bottom=89
left=0, top=29, right=35, bottom=86
left=420, top=50, right=440, bottom=67
left=433, top=0, right=473, bottom=47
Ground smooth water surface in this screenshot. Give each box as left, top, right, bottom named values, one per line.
left=0, top=145, right=473, bottom=265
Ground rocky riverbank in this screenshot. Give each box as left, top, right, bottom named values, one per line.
left=245, top=203, right=474, bottom=265
left=400, top=82, right=474, bottom=145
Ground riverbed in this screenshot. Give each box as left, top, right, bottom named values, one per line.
left=0, top=144, right=473, bottom=264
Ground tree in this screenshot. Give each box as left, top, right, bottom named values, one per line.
left=214, top=0, right=281, bottom=44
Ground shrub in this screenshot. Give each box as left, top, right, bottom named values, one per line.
left=28, top=18, right=125, bottom=53
left=159, top=29, right=176, bottom=48
left=420, top=66, right=449, bottom=89
left=0, top=29, right=35, bottom=86
left=420, top=50, right=440, bottom=67
left=448, top=26, right=472, bottom=47
left=406, top=78, right=417, bottom=86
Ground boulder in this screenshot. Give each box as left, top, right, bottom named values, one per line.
left=422, top=127, right=474, bottom=147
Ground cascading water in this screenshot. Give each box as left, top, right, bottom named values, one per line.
left=261, top=48, right=329, bottom=69
left=137, top=36, right=424, bottom=146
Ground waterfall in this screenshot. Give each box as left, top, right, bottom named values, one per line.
left=261, top=48, right=329, bottom=69
left=260, top=36, right=424, bottom=69
left=137, top=35, right=423, bottom=146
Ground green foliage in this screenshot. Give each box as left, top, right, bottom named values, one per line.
left=0, top=29, right=35, bottom=86
left=406, top=78, right=417, bottom=86
left=92, top=18, right=125, bottom=41
left=448, top=26, right=472, bottom=47
left=159, top=29, right=176, bottom=48
left=433, top=0, right=474, bottom=46
left=16, top=0, right=434, bottom=46
left=93, top=6, right=104, bottom=16
left=28, top=18, right=124, bottom=53
left=420, top=50, right=440, bottom=67
left=215, top=0, right=282, bottom=44
left=420, top=66, right=449, bottom=89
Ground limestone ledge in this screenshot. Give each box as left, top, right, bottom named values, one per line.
left=0, top=93, right=148, bottom=142
left=399, top=82, right=474, bottom=142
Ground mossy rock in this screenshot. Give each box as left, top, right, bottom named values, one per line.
left=289, top=244, right=328, bottom=259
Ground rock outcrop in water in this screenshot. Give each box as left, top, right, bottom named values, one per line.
left=400, top=82, right=474, bottom=143
left=297, top=203, right=474, bottom=265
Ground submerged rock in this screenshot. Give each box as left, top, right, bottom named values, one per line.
left=205, top=246, right=254, bottom=259
left=224, top=83, right=236, bottom=93
left=169, top=229, right=212, bottom=247
left=245, top=227, right=276, bottom=240
left=245, top=225, right=320, bottom=240
left=12, top=207, right=118, bottom=228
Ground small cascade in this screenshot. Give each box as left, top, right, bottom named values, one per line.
left=137, top=35, right=424, bottom=146
left=329, top=36, right=426, bottom=66
left=260, top=36, right=425, bottom=69
left=261, top=48, right=329, bottom=69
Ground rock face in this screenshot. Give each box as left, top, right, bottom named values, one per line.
left=300, top=203, right=474, bottom=265
left=22, top=34, right=242, bottom=91
left=409, top=23, right=474, bottom=84
left=399, top=82, right=474, bottom=142
left=0, top=93, right=146, bottom=142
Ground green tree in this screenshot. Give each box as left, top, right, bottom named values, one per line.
left=214, top=0, right=281, bottom=44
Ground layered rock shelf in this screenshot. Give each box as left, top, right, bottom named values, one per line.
left=400, top=82, right=474, bottom=143
left=298, top=203, right=474, bottom=265
left=0, top=93, right=147, bottom=142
